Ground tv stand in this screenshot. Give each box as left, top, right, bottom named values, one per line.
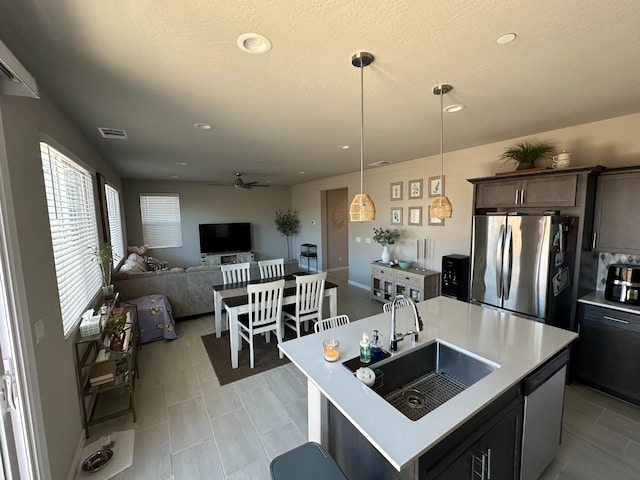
left=200, top=252, right=254, bottom=266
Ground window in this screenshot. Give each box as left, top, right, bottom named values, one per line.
left=40, top=142, right=102, bottom=335
left=139, top=194, right=182, bottom=248
left=105, top=184, right=124, bottom=267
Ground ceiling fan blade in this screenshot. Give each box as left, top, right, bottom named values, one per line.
left=208, top=182, right=233, bottom=187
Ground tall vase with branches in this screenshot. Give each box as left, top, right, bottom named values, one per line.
left=91, top=245, right=116, bottom=298
left=274, top=209, right=300, bottom=259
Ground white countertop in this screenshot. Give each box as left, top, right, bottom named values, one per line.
left=578, top=290, right=640, bottom=315
left=279, top=296, right=577, bottom=471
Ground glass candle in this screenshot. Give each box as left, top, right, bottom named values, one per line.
left=323, top=339, right=340, bottom=362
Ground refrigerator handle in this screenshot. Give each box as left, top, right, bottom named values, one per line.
left=496, top=225, right=505, bottom=299
left=503, top=225, right=513, bottom=300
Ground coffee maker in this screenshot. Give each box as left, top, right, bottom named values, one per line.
left=441, top=254, right=470, bottom=302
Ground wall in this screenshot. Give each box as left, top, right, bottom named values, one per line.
left=0, top=91, right=121, bottom=479
left=291, top=112, right=640, bottom=289
left=122, top=179, right=293, bottom=267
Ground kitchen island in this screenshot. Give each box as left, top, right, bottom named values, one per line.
left=279, top=296, right=578, bottom=479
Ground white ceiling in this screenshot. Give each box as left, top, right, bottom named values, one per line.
left=1, top=0, right=640, bottom=185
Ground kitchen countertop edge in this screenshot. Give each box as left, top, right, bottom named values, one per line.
left=578, top=291, right=640, bottom=314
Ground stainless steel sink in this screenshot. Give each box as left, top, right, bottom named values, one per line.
left=371, top=341, right=499, bottom=421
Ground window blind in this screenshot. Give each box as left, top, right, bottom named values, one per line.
left=105, top=184, right=124, bottom=267
left=139, top=194, right=182, bottom=248
left=40, top=142, right=102, bottom=336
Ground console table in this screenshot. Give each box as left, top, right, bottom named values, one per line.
left=200, top=251, right=254, bottom=266
left=370, top=262, right=440, bottom=303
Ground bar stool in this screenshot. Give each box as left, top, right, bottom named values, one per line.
left=270, top=442, right=347, bottom=480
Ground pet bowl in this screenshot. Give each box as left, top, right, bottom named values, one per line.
left=81, top=448, right=113, bottom=473
left=398, top=261, right=412, bottom=269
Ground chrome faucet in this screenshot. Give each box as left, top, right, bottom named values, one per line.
left=389, top=295, right=423, bottom=351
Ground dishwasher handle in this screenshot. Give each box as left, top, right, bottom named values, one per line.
left=523, top=348, right=569, bottom=395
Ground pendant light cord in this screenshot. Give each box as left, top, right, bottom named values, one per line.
left=440, top=87, right=444, bottom=196
left=360, top=60, right=364, bottom=195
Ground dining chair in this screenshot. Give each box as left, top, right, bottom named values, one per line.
left=314, top=314, right=350, bottom=333
left=382, top=297, right=413, bottom=312
left=236, top=279, right=285, bottom=368
left=283, top=272, right=327, bottom=337
left=258, top=258, right=285, bottom=279
left=221, top=262, right=251, bottom=284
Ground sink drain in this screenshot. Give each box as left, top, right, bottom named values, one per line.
left=402, top=389, right=426, bottom=408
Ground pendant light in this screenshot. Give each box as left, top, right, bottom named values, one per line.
left=429, top=84, right=453, bottom=219
left=349, top=51, right=376, bottom=222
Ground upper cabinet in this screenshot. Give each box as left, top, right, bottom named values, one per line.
left=474, top=174, right=578, bottom=208
left=468, top=166, right=603, bottom=211
left=592, top=168, right=640, bottom=253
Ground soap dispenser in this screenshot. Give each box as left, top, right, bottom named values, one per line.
left=360, top=333, right=371, bottom=363
left=370, top=330, right=383, bottom=360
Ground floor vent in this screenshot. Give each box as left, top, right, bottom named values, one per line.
left=98, top=127, right=128, bottom=140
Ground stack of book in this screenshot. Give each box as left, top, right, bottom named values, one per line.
left=89, top=361, right=116, bottom=387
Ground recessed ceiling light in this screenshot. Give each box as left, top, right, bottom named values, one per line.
left=338, top=145, right=350, bottom=150
left=443, top=104, right=465, bottom=113
left=298, top=171, right=305, bottom=174
left=496, top=33, right=516, bottom=45
left=176, top=162, right=188, bottom=166
left=237, top=33, right=272, bottom=54
left=171, top=176, right=179, bottom=179
left=193, top=123, right=212, bottom=130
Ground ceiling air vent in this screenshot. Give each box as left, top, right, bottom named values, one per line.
left=0, top=39, right=39, bottom=98
left=368, top=160, right=392, bottom=167
left=98, top=128, right=128, bottom=140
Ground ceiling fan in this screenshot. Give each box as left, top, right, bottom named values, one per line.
left=209, top=172, right=270, bottom=189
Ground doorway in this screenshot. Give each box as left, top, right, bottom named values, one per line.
left=321, top=188, right=349, bottom=284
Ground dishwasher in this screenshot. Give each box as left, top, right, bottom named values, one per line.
left=521, top=348, right=569, bottom=480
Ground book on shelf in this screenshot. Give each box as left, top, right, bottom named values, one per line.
left=89, top=376, right=114, bottom=387
left=89, top=360, right=116, bottom=384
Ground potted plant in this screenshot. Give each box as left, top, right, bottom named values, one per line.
left=274, top=209, right=300, bottom=259
left=373, top=227, right=400, bottom=264
left=91, top=245, right=116, bottom=298
left=499, top=141, right=557, bottom=170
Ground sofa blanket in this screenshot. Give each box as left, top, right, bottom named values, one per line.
left=123, top=294, right=182, bottom=343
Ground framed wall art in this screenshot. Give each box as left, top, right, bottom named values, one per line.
left=428, top=211, right=445, bottom=227
left=428, top=175, right=445, bottom=198
left=390, top=182, right=403, bottom=201
left=408, top=179, right=423, bottom=199
left=390, top=207, right=402, bottom=225
left=408, top=206, right=423, bottom=226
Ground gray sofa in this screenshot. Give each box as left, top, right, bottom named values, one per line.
left=114, top=256, right=299, bottom=318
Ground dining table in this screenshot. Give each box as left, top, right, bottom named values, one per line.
left=212, top=273, right=338, bottom=368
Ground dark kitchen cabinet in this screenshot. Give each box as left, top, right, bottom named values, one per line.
left=592, top=168, right=640, bottom=253
left=431, top=402, right=522, bottom=480
left=575, top=302, right=640, bottom=406
left=328, top=386, right=522, bottom=480
left=474, top=174, right=577, bottom=209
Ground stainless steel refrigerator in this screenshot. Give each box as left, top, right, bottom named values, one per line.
left=470, top=214, right=577, bottom=329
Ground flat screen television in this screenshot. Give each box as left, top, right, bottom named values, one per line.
left=199, top=223, right=251, bottom=254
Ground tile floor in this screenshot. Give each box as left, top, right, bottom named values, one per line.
left=86, top=277, right=640, bottom=480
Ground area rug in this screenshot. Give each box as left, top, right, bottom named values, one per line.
left=201, top=328, right=311, bottom=386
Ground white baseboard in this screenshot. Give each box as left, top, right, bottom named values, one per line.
left=347, top=280, right=369, bottom=290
